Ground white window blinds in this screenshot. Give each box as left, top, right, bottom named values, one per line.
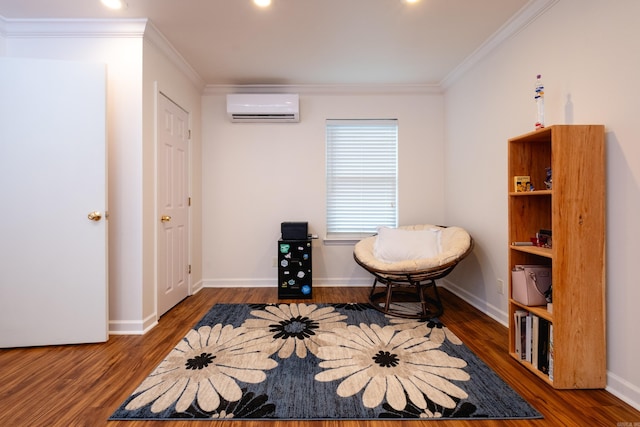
left=326, top=119, right=398, bottom=238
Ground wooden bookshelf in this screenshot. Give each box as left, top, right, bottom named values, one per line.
left=507, top=125, right=606, bottom=389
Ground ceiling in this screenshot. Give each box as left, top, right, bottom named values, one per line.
left=0, top=0, right=532, bottom=87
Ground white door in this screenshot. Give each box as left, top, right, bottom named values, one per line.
left=157, top=93, right=190, bottom=317
left=0, top=58, right=108, bottom=347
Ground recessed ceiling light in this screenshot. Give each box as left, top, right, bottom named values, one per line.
left=101, top=0, right=124, bottom=10
left=253, top=0, right=272, bottom=7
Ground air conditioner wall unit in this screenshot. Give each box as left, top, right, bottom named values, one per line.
left=226, top=93, right=299, bottom=123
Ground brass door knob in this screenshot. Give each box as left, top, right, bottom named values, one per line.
left=161, top=215, right=172, bottom=223
left=87, top=211, right=102, bottom=221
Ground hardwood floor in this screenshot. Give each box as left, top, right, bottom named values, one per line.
left=1, top=286, right=638, bottom=427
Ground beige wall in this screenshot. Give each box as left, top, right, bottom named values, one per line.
left=5, top=27, right=147, bottom=331
left=0, top=30, right=6, bottom=55
left=142, top=26, right=204, bottom=326
left=3, top=20, right=204, bottom=334
left=444, top=0, right=640, bottom=409
left=201, top=89, right=445, bottom=287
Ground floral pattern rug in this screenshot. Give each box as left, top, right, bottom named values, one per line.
left=109, top=303, right=542, bottom=421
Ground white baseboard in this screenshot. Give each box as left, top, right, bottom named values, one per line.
left=442, top=279, right=640, bottom=412
left=202, top=277, right=372, bottom=288
left=109, top=313, right=157, bottom=336
left=606, top=371, right=640, bottom=411
left=109, top=281, right=205, bottom=336
left=441, top=279, right=508, bottom=326
left=190, top=279, right=204, bottom=294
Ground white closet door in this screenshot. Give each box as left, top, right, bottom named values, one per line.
left=0, top=57, right=108, bottom=347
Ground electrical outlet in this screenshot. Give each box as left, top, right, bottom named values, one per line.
left=497, top=279, right=504, bottom=295
left=272, top=256, right=278, bottom=268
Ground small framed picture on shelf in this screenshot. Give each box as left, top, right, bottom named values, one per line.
left=537, top=229, right=552, bottom=248
left=514, top=175, right=531, bottom=192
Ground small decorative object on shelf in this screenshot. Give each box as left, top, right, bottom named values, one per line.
left=544, top=167, right=552, bottom=190
left=513, top=175, right=531, bottom=192
left=534, top=74, right=545, bottom=130
left=537, top=229, right=552, bottom=248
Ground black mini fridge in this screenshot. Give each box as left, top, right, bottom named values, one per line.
left=278, top=239, right=312, bottom=299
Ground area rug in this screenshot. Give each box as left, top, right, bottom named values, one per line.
left=110, top=303, right=542, bottom=421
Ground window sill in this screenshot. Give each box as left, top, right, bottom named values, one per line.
left=323, top=233, right=375, bottom=245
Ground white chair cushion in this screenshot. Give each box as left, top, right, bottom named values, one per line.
left=354, top=224, right=471, bottom=271
left=373, top=226, right=442, bottom=263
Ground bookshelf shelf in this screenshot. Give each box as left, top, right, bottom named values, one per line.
left=508, top=190, right=553, bottom=197
left=508, top=352, right=554, bottom=385
left=507, top=125, right=606, bottom=389
left=510, top=299, right=553, bottom=322
left=509, top=245, right=552, bottom=258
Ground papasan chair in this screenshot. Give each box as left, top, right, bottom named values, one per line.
left=353, top=224, right=473, bottom=320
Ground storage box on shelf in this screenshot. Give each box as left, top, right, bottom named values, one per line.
left=507, top=125, right=606, bottom=389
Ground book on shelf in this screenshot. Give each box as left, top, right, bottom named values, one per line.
left=531, top=315, right=539, bottom=368
left=548, top=323, right=554, bottom=381
left=525, top=314, right=532, bottom=363
left=513, top=309, right=553, bottom=378
left=538, top=318, right=550, bottom=374
left=514, top=310, right=528, bottom=359
left=513, top=175, right=531, bottom=192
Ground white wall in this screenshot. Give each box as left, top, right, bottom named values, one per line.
left=4, top=25, right=147, bottom=332
left=443, top=0, right=640, bottom=409
left=0, top=16, right=6, bottom=54
left=201, top=90, right=445, bottom=287
left=142, top=26, right=204, bottom=326
left=3, top=20, right=204, bottom=334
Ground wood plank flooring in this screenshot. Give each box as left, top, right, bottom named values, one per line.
left=1, top=286, right=638, bottom=427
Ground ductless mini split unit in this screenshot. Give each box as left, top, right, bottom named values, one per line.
left=226, top=93, right=299, bottom=123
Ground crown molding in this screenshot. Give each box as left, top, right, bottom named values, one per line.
left=143, top=21, right=205, bottom=90
left=203, top=83, right=443, bottom=96
left=0, top=16, right=204, bottom=90
left=440, top=0, right=560, bottom=90
left=198, top=0, right=561, bottom=96
left=1, top=0, right=559, bottom=95
left=0, top=17, right=147, bottom=38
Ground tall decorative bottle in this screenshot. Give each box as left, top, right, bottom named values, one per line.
left=534, top=74, right=545, bottom=129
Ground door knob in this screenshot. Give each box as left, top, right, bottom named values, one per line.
left=87, top=211, right=102, bottom=221
left=161, top=215, right=172, bottom=223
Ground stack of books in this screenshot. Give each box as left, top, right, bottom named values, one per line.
left=514, top=310, right=554, bottom=380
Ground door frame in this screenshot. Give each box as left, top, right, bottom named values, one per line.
left=155, top=86, right=192, bottom=318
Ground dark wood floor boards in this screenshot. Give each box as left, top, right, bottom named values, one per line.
left=0, top=286, right=638, bottom=427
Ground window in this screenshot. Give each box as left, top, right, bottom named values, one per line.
left=325, top=119, right=398, bottom=239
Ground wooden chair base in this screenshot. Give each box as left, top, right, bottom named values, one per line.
left=368, top=277, right=443, bottom=320
left=353, top=226, right=474, bottom=321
